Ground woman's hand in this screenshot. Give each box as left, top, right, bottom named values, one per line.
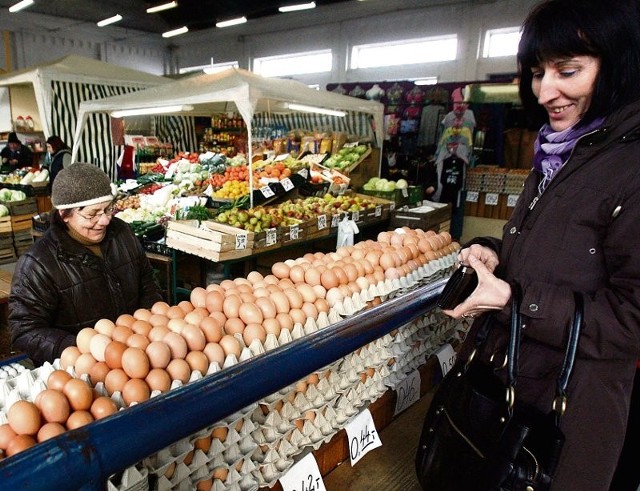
left=443, top=253, right=511, bottom=319
left=458, top=244, right=500, bottom=273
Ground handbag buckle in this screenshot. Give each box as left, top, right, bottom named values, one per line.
left=490, top=352, right=508, bottom=370
left=552, top=395, right=567, bottom=415
left=506, top=386, right=515, bottom=409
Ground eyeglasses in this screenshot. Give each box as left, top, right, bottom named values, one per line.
left=75, top=204, right=117, bottom=223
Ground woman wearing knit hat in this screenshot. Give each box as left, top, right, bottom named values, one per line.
left=1, top=132, right=33, bottom=170
left=8, top=162, right=162, bottom=366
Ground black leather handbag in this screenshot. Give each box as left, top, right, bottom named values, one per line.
left=415, top=286, right=584, bottom=491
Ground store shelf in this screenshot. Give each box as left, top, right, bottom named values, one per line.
left=0, top=278, right=447, bottom=490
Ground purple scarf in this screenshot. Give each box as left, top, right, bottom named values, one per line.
left=533, top=117, right=605, bottom=193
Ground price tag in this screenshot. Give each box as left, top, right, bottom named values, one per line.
left=297, top=168, right=309, bottom=179
left=280, top=453, right=327, bottom=491
left=466, top=191, right=479, bottom=203
left=331, top=214, right=340, bottom=227
left=352, top=210, right=360, bottom=222
left=343, top=142, right=359, bottom=148
left=402, top=188, right=409, bottom=198
left=375, top=205, right=382, bottom=217
left=507, top=194, right=520, bottom=207
left=317, top=214, right=327, bottom=230
left=235, top=232, right=248, bottom=250
left=390, top=202, right=396, bottom=211
left=485, top=193, right=499, bottom=206
left=436, top=343, right=457, bottom=377
left=290, top=224, right=299, bottom=241
left=346, top=409, right=382, bottom=465
left=281, top=177, right=295, bottom=192
left=266, top=228, right=277, bottom=246
left=260, top=185, right=275, bottom=198
left=394, top=370, right=421, bottom=416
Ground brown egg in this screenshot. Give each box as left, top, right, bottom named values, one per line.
left=165, top=317, right=186, bottom=333
left=224, top=317, right=245, bottom=336
left=93, top=318, right=116, bottom=337
left=238, top=302, right=264, bottom=325
left=146, top=341, right=172, bottom=369
left=6, top=434, right=37, bottom=456
left=209, top=311, right=227, bottom=326
left=243, top=323, right=267, bottom=345
left=104, top=340, right=127, bottom=369
left=133, top=308, right=152, bottom=321
left=262, top=318, right=281, bottom=337
left=122, top=379, right=150, bottom=406
left=89, top=333, right=111, bottom=362
left=283, top=288, right=303, bottom=309
left=116, top=313, right=136, bottom=328
left=0, top=423, right=17, bottom=451
left=111, top=325, right=134, bottom=344
left=320, top=269, right=339, bottom=290
left=90, top=396, right=118, bottom=420
left=131, top=319, right=153, bottom=337
left=63, top=379, right=94, bottom=411
left=126, top=333, right=150, bottom=350
left=270, top=291, right=290, bottom=314
left=89, top=361, right=110, bottom=386
left=178, top=300, right=194, bottom=314
left=181, top=324, right=207, bottom=351
left=304, top=267, right=321, bottom=287
left=276, top=312, right=294, bottom=331
left=289, top=308, right=307, bottom=325
left=332, top=267, right=349, bottom=285
left=47, top=370, right=73, bottom=391
left=196, top=478, right=213, bottom=491
left=271, top=262, right=290, bottom=279
left=203, top=343, right=225, bottom=366
left=76, top=327, right=97, bottom=354
left=205, top=291, right=224, bottom=313
left=211, top=425, right=228, bottom=442
left=74, top=352, right=98, bottom=377
left=288, top=265, right=306, bottom=283
left=8, top=400, right=41, bottom=435
left=314, top=298, right=330, bottom=314
left=148, top=314, right=169, bottom=328
left=121, top=347, right=150, bottom=379
left=218, top=334, right=241, bottom=357
left=60, top=346, right=81, bottom=370
left=148, top=325, right=170, bottom=342
left=37, top=422, right=66, bottom=442
left=163, top=332, right=188, bottom=359
left=190, top=287, right=208, bottom=308
left=222, top=295, right=242, bottom=319
left=185, top=351, right=209, bottom=374
left=145, top=368, right=172, bottom=392
left=184, top=308, right=209, bottom=326
left=166, top=359, right=191, bottom=384
left=301, top=302, right=319, bottom=320
left=151, top=301, right=170, bottom=316
left=199, top=317, right=224, bottom=343
left=66, top=410, right=94, bottom=430
left=104, top=369, right=130, bottom=395
left=166, top=305, right=186, bottom=320
left=37, top=389, right=70, bottom=424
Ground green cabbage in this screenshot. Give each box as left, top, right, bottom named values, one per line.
left=10, top=190, right=27, bottom=201
left=0, top=189, right=13, bottom=202
left=0, top=204, right=8, bottom=217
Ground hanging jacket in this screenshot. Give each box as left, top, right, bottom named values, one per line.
left=461, top=98, right=640, bottom=490
left=9, top=216, right=162, bottom=366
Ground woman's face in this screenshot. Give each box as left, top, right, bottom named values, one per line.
left=63, top=201, right=114, bottom=242
left=46, top=143, right=53, bottom=153
left=531, top=55, right=600, bottom=132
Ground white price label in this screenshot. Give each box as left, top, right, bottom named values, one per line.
left=266, top=228, right=277, bottom=246
left=390, top=202, right=396, bottom=211
left=352, top=210, right=360, bottom=222
left=297, top=168, right=309, bottom=179
left=374, top=205, right=382, bottom=217
left=436, top=343, right=457, bottom=377
left=235, top=232, right=248, bottom=250
left=485, top=193, right=499, bottom=206
left=281, top=178, right=295, bottom=192
left=280, top=453, right=327, bottom=491
left=331, top=214, right=340, bottom=227
left=346, top=409, right=382, bottom=466
left=260, top=185, right=275, bottom=198
left=466, top=191, right=479, bottom=203
left=507, top=194, right=520, bottom=207
left=394, top=370, right=421, bottom=416
left=317, top=214, right=327, bottom=230
left=290, top=224, right=299, bottom=240
left=402, top=188, right=409, bottom=198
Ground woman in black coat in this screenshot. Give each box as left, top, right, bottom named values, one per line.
left=45, top=135, right=71, bottom=191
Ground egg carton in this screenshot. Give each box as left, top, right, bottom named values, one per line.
left=107, top=465, right=149, bottom=491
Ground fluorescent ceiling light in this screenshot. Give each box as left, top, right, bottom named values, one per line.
left=216, top=17, right=247, bottom=28
left=279, top=2, right=316, bottom=13
left=414, top=77, right=438, bottom=86
left=9, top=0, right=34, bottom=13
left=97, top=14, right=123, bottom=27
left=287, top=103, right=346, bottom=117
left=111, top=105, right=194, bottom=118
left=162, top=26, right=189, bottom=38
left=146, top=1, right=178, bottom=13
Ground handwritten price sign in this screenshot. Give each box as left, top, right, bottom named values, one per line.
left=280, top=453, right=327, bottom=491
left=346, top=409, right=382, bottom=465
left=436, top=343, right=457, bottom=377
left=394, top=370, right=421, bottom=416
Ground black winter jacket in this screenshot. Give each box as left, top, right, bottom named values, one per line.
left=9, top=216, right=161, bottom=366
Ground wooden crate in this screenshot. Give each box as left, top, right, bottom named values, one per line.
left=389, top=203, right=453, bottom=232
left=0, top=217, right=11, bottom=234
left=0, top=247, right=17, bottom=265
left=7, top=197, right=38, bottom=216
left=10, top=213, right=34, bottom=232
left=165, top=220, right=254, bottom=262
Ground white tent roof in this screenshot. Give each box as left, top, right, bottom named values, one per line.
left=0, top=55, right=168, bottom=136
left=73, top=68, right=385, bottom=160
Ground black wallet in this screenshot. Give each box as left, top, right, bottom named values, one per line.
left=437, top=265, right=478, bottom=309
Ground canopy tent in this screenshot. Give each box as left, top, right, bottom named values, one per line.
left=0, top=55, right=172, bottom=178
left=73, top=68, right=385, bottom=167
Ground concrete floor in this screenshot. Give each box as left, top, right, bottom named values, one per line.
left=323, top=392, right=434, bottom=491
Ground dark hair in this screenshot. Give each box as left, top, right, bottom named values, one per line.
left=518, top=0, right=640, bottom=127
left=46, top=135, right=69, bottom=154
